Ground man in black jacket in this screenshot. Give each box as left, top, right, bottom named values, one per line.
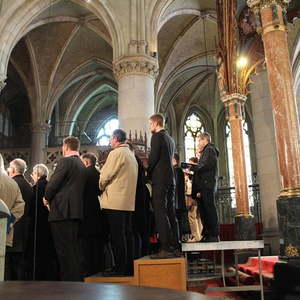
left=172, top=153, right=186, bottom=241
left=80, top=152, right=103, bottom=276
left=44, top=136, right=86, bottom=281
left=191, top=132, right=219, bottom=242
left=148, top=114, right=180, bottom=258
left=7, top=158, right=33, bottom=279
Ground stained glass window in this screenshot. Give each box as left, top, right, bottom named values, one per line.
left=96, top=118, right=119, bottom=146
left=184, top=113, right=204, bottom=161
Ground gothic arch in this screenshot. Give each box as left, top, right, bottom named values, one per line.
left=0, top=0, right=122, bottom=80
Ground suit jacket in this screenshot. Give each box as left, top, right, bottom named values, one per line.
left=45, top=155, right=86, bottom=222
left=0, top=172, right=24, bottom=247
left=99, top=144, right=138, bottom=211
left=80, top=166, right=102, bottom=236
left=174, top=165, right=186, bottom=211
left=30, top=177, right=56, bottom=258
left=191, top=143, right=219, bottom=198
left=148, top=129, right=175, bottom=185
left=12, top=175, right=33, bottom=252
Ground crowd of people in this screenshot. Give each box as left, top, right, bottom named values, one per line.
left=0, top=113, right=220, bottom=280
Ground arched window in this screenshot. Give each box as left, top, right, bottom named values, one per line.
left=96, top=117, right=119, bottom=146
left=226, top=120, right=253, bottom=205
left=184, top=113, right=204, bottom=161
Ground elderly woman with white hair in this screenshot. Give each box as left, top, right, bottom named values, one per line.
left=29, top=163, right=58, bottom=280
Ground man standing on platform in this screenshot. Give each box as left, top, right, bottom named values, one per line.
left=80, top=152, right=103, bottom=276
left=191, top=132, right=219, bottom=242
left=7, top=158, right=33, bottom=280
left=148, top=114, right=180, bottom=259
left=44, top=136, right=86, bottom=281
left=99, top=129, right=138, bottom=276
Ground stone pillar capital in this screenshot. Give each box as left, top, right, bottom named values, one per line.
left=221, top=93, right=247, bottom=105
left=247, top=0, right=291, bottom=10
left=31, top=122, right=51, bottom=134
left=0, top=74, right=7, bottom=93
left=221, top=93, right=247, bottom=121
left=113, top=55, right=159, bottom=80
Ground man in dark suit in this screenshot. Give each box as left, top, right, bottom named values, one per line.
left=44, top=136, right=86, bottom=281
left=148, top=114, right=180, bottom=259
left=7, top=158, right=33, bottom=280
left=191, top=132, right=219, bottom=242
left=80, top=152, right=103, bottom=276
left=172, top=153, right=186, bottom=241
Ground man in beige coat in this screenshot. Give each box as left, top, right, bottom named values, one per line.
left=99, top=129, right=138, bottom=276
left=0, top=153, right=24, bottom=279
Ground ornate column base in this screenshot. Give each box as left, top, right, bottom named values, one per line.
left=235, top=214, right=256, bottom=240
left=277, top=196, right=300, bottom=258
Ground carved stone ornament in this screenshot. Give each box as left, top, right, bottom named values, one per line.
left=113, top=55, right=159, bottom=80
left=247, top=0, right=291, bottom=9
left=0, top=74, right=7, bottom=92
left=31, top=122, right=51, bottom=134
left=221, top=93, right=247, bottom=105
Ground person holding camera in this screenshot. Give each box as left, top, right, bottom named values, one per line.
left=190, top=132, right=219, bottom=243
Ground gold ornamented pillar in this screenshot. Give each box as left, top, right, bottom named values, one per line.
left=222, top=93, right=255, bottom=239
left=113, top=55, right=158, bottom=141
left=248, top=0, right=300, bottom=256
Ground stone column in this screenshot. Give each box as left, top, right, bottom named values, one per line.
left=0, top=74, right=6, bottom=93
left=250, top=70, right=280, bottom=254
left=221, top=93, right=255, bottom=240
left=248, top=0, right=300, bottom=256
left=31, top=123, right=50, bottom=167
left=113, top=55, right=158, bottom=140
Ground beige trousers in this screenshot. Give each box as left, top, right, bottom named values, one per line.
left=186, top=197, right=203, bottom=241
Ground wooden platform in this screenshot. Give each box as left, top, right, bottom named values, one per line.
left=84, top=256, right=186, bottom=291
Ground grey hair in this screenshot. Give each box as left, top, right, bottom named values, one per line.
left=10, top=158, right=27, bottom=175
left=33, top=164, right=49, bottom=179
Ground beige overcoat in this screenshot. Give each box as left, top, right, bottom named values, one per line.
left=99, top=144, right=138, bottom=211
left=0, top=172, right=25, bottom=246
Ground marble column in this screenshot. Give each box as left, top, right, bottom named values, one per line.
left=31, top=123, right=50, bottom=167
left=222, top=93, right=255, bottom=240
left=113, top=55, right=158, bottom=141
left=248, top=0, right=300, bottom=256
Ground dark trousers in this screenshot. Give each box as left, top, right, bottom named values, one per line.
left=197, top=189, right=219, bottom=237
left=80, top=236, right=104, bottom=277
left=152, top=183, right=180, bottom=251
left=50, top=220, right=82, bottom=281
left=104, top=209, right=134, bottom=275
left=4, top=249, right=25, bottom=280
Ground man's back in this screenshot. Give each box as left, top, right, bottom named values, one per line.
left=0, top=173, right=24, bottom=247
left=148, top=129, right=175, bottom=185
left=100, top=144, right=138, bottom=211
left=13, top=175, right=33, bottom=216
left=45, top=156, right=86, bottom=222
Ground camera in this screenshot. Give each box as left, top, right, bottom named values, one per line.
left=181, top=162, right=193, bottom=169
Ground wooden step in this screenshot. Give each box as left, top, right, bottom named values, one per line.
left=85, top=274, right=135, bottom=285
left=84, top=256, right=187, bottom=291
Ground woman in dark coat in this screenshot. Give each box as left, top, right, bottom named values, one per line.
left=28, top=164, right=58, bottom=280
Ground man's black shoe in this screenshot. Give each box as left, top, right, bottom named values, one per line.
left=150, top=250, right=175, bottom=259
left=172, top=248, right=183, bottom=257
